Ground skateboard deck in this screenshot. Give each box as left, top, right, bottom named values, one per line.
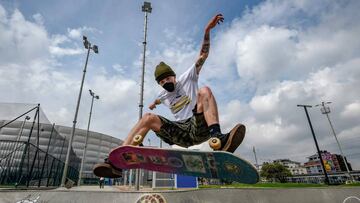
left=109, top=146, right=259, bottom=184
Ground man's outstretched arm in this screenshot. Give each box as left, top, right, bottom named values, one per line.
left=195, top=14, right=224, bottom=75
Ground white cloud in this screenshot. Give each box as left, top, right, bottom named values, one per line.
left=0, top=5, right=6, bottom=24
left=48, top=27, right=102, bottom=57
left=32, top=13, right=44, bottom=25
left=112, top=64, right=126, bottom=74
left=341, top=101, right=360, bottom=119
left=49, top=46, right=83, bottom=56
left=49, top=34, right=83, bottom=57
left=67, top=26, right=101, bottom=39
left=92, top=74, right=137, bottom=105
left=0, top=8, right=50, bottom=64
left=235, top=26, right=298, bottom=81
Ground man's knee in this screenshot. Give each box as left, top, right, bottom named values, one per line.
left=198, top=86, right=213, bottom=98
left=142, top=113, right=160, bottom=126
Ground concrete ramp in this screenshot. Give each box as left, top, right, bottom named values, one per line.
left=1, top=187, right=359, bottom=203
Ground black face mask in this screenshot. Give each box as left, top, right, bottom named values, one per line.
left=162, top=82, right=175, bottom=92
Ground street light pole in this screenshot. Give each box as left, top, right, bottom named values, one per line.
left=78, top=90, right=100, bottom=186
left=297, top=104, right=330, bottom=185
left=61, top=36, right=98, bottom=187
left=253, top=146, right=259, bottom=171
left=134, top=1, right=152, bottom=191
left=315, top=101, right=354, bottom=182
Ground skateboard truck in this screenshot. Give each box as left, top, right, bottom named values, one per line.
left=209, top=137, right=221, bottom=150
left=133, top=134, right=144, bottom=146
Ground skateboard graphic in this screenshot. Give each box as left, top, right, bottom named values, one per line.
left=108, top=145, right=259, bottom=184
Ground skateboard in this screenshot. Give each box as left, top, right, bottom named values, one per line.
left=108, top=145, right=259, bottom=184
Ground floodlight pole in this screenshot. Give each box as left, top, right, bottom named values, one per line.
left=135, top=1, right=152, bottom=191
left=315, top=102, right=354, bottom=182
left=61, top=36, right=98, bottom=187
left=78, top=90, right=99, bottom=186
left=253, top=146, right=259, bottom=171
left=297, top=104, right=330, bottom=185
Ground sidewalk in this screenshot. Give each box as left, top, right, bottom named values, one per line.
left=55, top=185, right=162, bottom=192
left=56, top=185, right=118, bottom=191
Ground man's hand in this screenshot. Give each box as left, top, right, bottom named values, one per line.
left=149, top=103, right=157, bottom=110
left=149, top=99, right=161, bottom=110
left=205, top=14, right=224, bottom=32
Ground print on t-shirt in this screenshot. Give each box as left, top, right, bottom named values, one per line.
left=170, top=95, right=191, bottom=114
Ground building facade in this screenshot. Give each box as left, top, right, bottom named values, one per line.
left=332, top=154, right=352, bottom=172
left=304, top=151, right=352, bottom=174
left=273, top=159, right=307, bottom=175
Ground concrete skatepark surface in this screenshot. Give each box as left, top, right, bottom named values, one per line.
left=0, top=186, right=359, bottom=203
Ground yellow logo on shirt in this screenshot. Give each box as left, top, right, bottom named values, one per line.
left=170, top=96, right=191, bottom=114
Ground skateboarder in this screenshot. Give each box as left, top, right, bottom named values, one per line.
left=94, top=14, right=246, bottom=178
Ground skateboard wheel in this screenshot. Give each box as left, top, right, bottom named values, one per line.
left=209, top=137, right=221, bottom=150
left=133, top=134, right=144, bottom=146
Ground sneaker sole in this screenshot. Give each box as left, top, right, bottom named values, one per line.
left=93, top=163, right=122, bottom=178
left=221, top=124, right=246, bottom=153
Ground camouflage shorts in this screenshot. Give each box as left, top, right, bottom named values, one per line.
left=155, top=113, right=210, bottom=148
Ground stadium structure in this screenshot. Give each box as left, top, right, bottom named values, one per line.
left=0, top=103, right=122, bottom=187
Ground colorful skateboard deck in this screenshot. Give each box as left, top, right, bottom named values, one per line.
left=109, top=146, right=259, bottom=184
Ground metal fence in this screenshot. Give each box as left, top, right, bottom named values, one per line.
left=0, top=140, right=78, bottom=188
left=0, top=104, right=80, bottom=188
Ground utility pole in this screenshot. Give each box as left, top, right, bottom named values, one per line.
left=315, top=101, right=354, bottom=182
left=297, top=104, right=330, bottom=185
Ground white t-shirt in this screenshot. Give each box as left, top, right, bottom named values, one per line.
left=157, top=64, right=198, bottom=121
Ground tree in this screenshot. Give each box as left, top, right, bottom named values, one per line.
left=260, top=162, right=292, bottom=183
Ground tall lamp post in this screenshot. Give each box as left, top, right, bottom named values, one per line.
left=253, top=146, right=259, bottom=171
left=134, top=1, right=152, bottom=191
left=61, top=36, right=99, bottom=187
left=78, top=90, right=100, bottom=186
left=315, top=101, right=354, bottom=182
left=297, top=104, right=330, bottom=185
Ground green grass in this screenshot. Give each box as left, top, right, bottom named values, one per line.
left=0, top=185, right=16, bottom=188
left=342, top=182, right=360, bottom=187
left=199, top=182, right=331, bottom=189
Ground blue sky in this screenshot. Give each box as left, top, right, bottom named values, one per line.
left=1, top=0, right=360, bottom=169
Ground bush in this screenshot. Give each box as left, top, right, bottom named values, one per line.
left=260, top=163, right=292, bottom=183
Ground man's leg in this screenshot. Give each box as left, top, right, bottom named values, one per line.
left=93, top=113, right=163, bottom=178
left=196, top=86, right=219, bottom=125
left=196, top=86, right=245, bottom=152
left=122, top=113, right=162, bottom=146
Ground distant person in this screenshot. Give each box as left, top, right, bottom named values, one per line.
left=99, top=177, right=104, bottom=188
left=93, top=14, right=246, bottom=178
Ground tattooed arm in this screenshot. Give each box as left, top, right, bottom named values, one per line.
left=195, top=14, right=224, bottom=75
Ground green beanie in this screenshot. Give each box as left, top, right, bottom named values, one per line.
left=154, top=61, right=176, bottom=83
